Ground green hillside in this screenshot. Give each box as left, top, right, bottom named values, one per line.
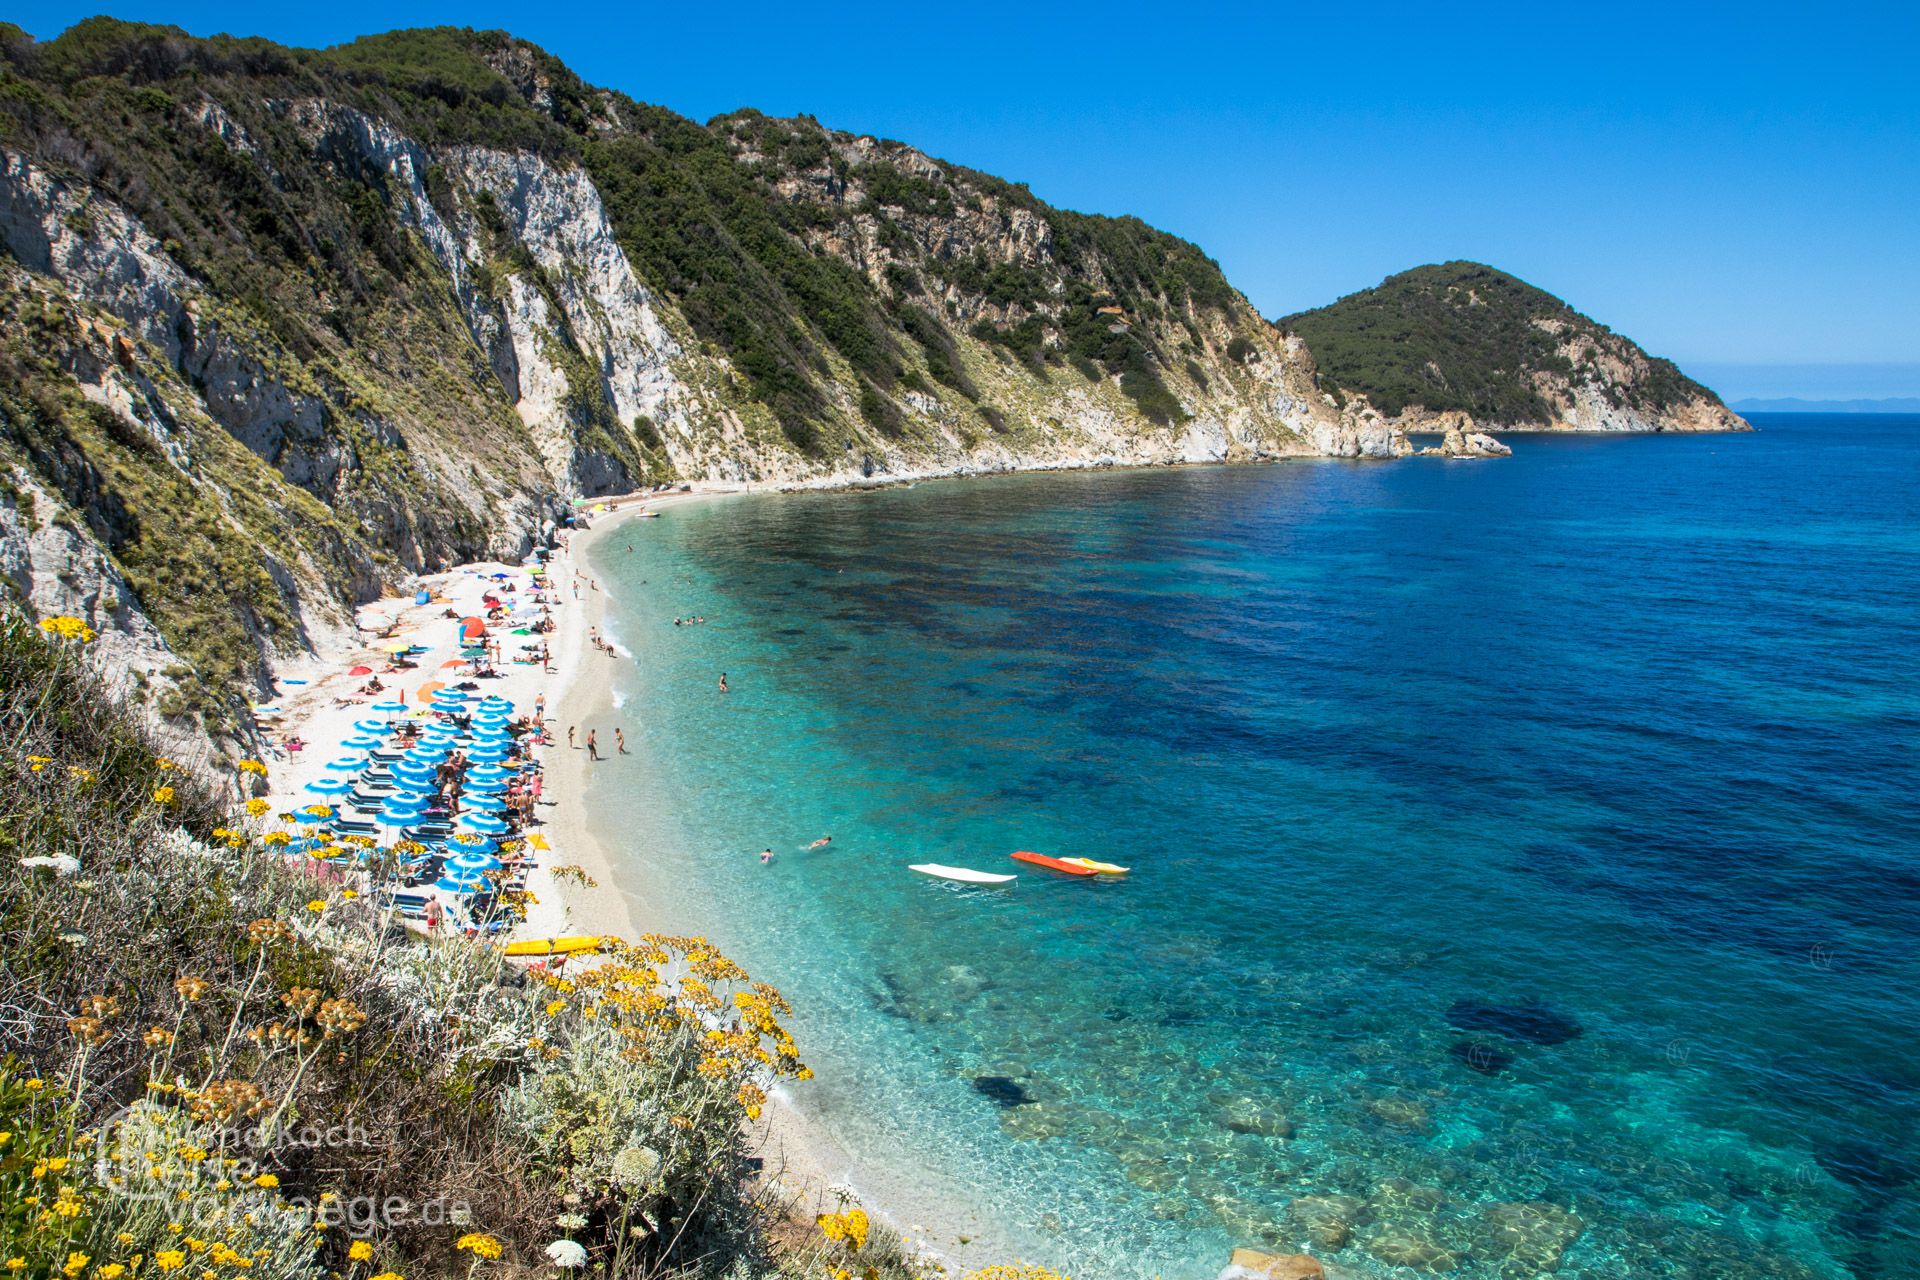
left=1283, top=261, right=1723, bottom=425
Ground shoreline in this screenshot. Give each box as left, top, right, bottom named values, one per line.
left=548, top=492, right=1028, bottom=1275
left=250, top=482, right=1021, bottom=1270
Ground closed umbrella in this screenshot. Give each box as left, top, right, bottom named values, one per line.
left=457, top=813, right=510, bottom=836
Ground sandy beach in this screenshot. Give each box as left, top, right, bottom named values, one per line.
left=254, top=483, right=934, bottom=1257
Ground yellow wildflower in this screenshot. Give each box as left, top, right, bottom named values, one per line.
left=153, top=785, right=176, bottom=806
left=62, top=1254, right=90, bottom=1278
left=454, top=1234, right=502, bottom=1260
left=253, top=1174, right=278, bottom=1189
left=244, top=798, right=269, bottom=818
left=98, top=1267, right=127, bottom=1280
left=39, top=615, right=96, bottom=642
left=348, top=1242, right=373, bottom=1262
left=153, top=1252, right=185, bottom=1273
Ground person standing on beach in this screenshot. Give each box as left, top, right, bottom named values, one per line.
left=424, top=896, right=443, bottom=936
left=615, top=728, right=628, bottom=755
left=568, top=725, right=576, bottom=749
left=586, top=729, right=600, bottom=761
left=535, top=692, right=546, bottom=721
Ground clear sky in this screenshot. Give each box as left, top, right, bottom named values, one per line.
left=24, top=2, right=1920, bottom=397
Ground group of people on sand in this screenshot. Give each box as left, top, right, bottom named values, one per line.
left=568, top=724, right=628, bottom=761
left=588, top=626, right=619, bottom=655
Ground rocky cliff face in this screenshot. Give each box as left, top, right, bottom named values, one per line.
left=0, top=21, right=1382, bottom=736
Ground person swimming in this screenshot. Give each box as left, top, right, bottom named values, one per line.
left=760, top=848, right=773, bottom=865
left=806, top=836, right=832, bottom=849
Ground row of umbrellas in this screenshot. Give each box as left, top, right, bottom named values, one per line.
left=296, top=690, right=527, bottom=892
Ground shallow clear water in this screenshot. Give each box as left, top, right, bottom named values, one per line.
left=581, top=416, right=1920, bottom=1279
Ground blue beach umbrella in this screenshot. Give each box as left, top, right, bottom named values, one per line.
left=370, top=700, right=408, bottom=715
left=478, top=695, right=511, bottom=708
left=353, top=719, right=390, bottom=735
left=392, top=758, right=439, bottom=779
left=377, top=806, right=426, bottom=828
left=445, top=850, right=503, bottom=873
left=434, top=870, right=489, bottom=895
left=466, top=764, right=512, bottom=782
left=405, top=743, right=451, bottom=762
left=461, top=778, right=508, bottom=798
left=465, top=744, right=511, bottom=760
left=457, top=812, right=510, bottom=836
left=446, top=833, right=499, bottom=856
left=340, top=734, right=385, bottom=750
left=470, top=705, right=511, bottom=720
left=323, top=754, right=369, bottom=773
left=461, top=793, right=508, bottom=814
left=292, top=809, right=335, bottom=826
left=304, top=778, right=355, bottom=797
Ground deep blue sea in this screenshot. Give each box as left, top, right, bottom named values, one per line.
left=582, top=415, right=1920, bottom=1279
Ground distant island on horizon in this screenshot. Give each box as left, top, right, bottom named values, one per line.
left=1733, top=396, right=1920, bottom=414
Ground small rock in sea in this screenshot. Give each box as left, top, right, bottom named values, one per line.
left=1285, top=1195, right=1364, bottom=1251
left=1365, top=1095, right=1434, bottom=1133
left=972, top=1075, right=1034, bottom=1107
left=1477, top=1201, right=1584, bottom=1271
left=1445, top=998, right=1584, bottom=1045
left=1217, top=1095, right=1296, bottom=1138
left=1222, top=1248, right=1325, bottom=1280
left=1369, top=1177, right=1446, bottom=1215
left=1364, top=1229, right=1460, bottom=1273
left=1449, top=1040, right=1515, bottom=1075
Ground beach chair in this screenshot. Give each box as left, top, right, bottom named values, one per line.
left=383, top=891, right=430, bottom=920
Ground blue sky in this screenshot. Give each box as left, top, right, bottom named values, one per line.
left=26, top=3, right=1920, bottom=398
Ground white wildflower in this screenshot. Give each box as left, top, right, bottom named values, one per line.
left=610, top=1145, right=661, bottom=1186
left=545, top=1239, right=587, bottom=1268
left=555, top=1212, right=588, bottom=1230
left=20, top=854, right=81, bottom=875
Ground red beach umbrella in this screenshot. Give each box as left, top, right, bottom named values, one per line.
left=348, top=665, right=373, bottom=676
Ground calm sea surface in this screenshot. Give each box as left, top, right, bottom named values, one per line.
left=582, top=415, right=1919, bottom=1279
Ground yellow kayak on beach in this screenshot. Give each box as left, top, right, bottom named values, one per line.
left=1061, top=857, right=1130, bottom=874
left=502, top=935, right=606, bottom=957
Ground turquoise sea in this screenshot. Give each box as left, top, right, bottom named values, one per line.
left=579, top=415, right=1920, bottom=1279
